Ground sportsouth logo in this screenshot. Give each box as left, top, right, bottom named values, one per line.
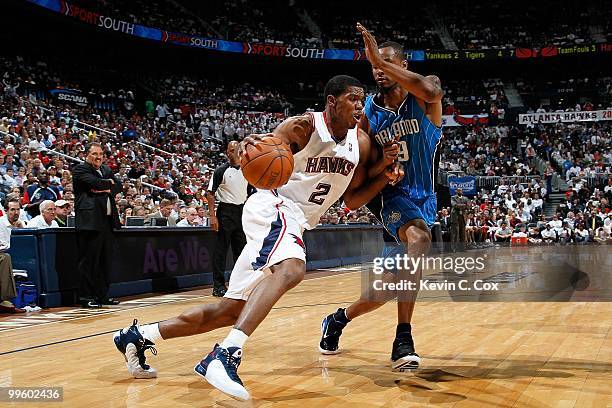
left=388, top=211, right=402, bottom=224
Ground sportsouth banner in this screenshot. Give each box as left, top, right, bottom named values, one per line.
left=518, top=109, right=612, bottom=125
left=27, top=0, right=611, bottom=62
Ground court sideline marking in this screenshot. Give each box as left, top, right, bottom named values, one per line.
left=0, top=271, right=361, bottom=356
left=0, top=300, right=350, bottom=356
left=0, top=269, right=360, bottom=333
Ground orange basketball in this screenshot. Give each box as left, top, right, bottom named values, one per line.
left=240, top=135, right=294, bottom=190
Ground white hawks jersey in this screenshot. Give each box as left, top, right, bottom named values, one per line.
left=276, top=111, right=360, bottom=229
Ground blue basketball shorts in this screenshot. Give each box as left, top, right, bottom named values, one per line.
left=380, top=192, right=437, bottom=242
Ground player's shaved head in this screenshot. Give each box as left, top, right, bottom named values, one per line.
left=379, top=41, right=405, bottom=61
left=324, top=75, right=363, bottom=102
left=227, top=140, right=240, bottom=165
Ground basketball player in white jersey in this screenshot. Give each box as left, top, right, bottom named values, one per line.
left=113, top=75, right=403, bottom=400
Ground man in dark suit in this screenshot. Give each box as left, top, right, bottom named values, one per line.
left=450, top=188, right=469, bottom=250
left=73, top=142, right=123, bottom=308
left=438, top=208, right=451, bottom=242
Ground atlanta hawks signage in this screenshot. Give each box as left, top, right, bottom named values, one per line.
left=519, top=109, right=612, bottom=125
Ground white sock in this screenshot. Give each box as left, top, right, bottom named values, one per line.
left=139, top=323, right=163, bottom=343
left=221, top=328, right=248, bottom=349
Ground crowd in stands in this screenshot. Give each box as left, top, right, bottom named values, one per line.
left=55, top=0, right=611, bottom=50
left=1, top=52, right=610, bottom=240
left=308, top=1, right=442, bottom=49
left=439, top=124, right=539, bottom=177
left=439, top=0, right=607, bottom=49
left=517, top=76, right=612, bottom=113
left=438, top=175, right=612, bottom=245
left=438, top=116, right=610, bottom=245
left=0, top=51, right=298, bottom=230
left=0, top=53, right=373, bottom=229
left=148, top=75, right=292, bottom=113
left=521, top=121, right=612, bottom=181
left=442, top=78, right=509, bottom=119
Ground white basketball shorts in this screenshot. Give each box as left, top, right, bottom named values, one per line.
left=224, top=190, right=307, bottom=301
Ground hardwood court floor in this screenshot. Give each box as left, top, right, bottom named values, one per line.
left=0, top=246, right=611, bottom=407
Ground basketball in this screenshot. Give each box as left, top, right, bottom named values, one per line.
left=240, top=135, right=294, bottom=189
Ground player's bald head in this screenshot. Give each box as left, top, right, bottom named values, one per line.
left=227, top=140, right=240, bottom=165
left=227, top=140, right=239, bottom=154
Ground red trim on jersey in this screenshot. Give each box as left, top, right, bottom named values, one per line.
left=261, top=204, right=288, bottom=270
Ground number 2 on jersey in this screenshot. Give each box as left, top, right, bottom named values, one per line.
left=308, top=183, right=331, bottom=205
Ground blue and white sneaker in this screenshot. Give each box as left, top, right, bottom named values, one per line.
left=194, top=344, right=249, bottom=401
left=113, top=319, right=158, bottom=378
left=319, top=309, right=347, bottom=355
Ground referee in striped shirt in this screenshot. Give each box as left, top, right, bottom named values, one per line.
left=206, top=141, right=252, bottom=296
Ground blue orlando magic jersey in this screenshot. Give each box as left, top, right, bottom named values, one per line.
left=364, top=93, right=442, bottom=200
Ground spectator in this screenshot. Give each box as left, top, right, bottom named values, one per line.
left=558, top=224, right=573, bottom=244
left=177, top=207, right=199, bottom=227
left=54, top=199, right=72, bottom=227
left=23, top=170, right=61, bottom=217
left=144, top=198, right=177, bottom=226
left=0, top=220, right=24, bottom=313
left=575, top=224, right=590, bottom=243
left=512, top=225, right=528, bottom=238
left=594, top=227, right=611, bottom=244
left=26, top=199, right=59, bottom=228
left=549, top=214, right=563, bottom=235
left=0, top=198, right=28, bottom=228
left=195, top=206, right=209, bottom=227
left=528, top=226, right=542, bottom=244
left=541, top=224, right=557, bottom=243
left=495, top=221, right=513, bottom=242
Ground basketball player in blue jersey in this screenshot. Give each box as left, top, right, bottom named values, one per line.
left=319, top=23, right=444, bottom=371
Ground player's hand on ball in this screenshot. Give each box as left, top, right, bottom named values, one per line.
left=239, top=134, right=269, bottom=157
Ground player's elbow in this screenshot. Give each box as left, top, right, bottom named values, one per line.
left=424, top=75, right=443, bottom=103
left=424, top=86, right=443, bottom=103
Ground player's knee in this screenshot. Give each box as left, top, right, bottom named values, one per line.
left=406, top=226, right=431, bottom=246
left=274, top=259, right=306, bottom=289
left=178, top=307, right=203, bottom=325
